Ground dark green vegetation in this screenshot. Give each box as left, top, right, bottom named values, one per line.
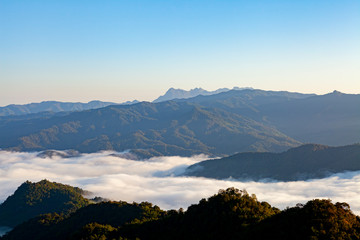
left=2, top=186, right=360, bottom=240
left=185, top=144, right=360, bottom=181
left=0, top=180, right=89, bottom=227
left=0, top=89, right=359, bottom=157
left=0, top=101, right=118, bottom=117
left=1, top=201, right=164, bottom=240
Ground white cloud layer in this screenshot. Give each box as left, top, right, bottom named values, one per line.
left=1, top=150, right=360, bottom=215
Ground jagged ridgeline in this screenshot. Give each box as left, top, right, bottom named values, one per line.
left=0, top=180, right=89, bottom=228
left=1, top=182, right=360, bottom=240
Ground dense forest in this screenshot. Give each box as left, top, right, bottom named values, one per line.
left=0, top=180, right=89, bottom=227
left=1, top=181, right=360, bottom=239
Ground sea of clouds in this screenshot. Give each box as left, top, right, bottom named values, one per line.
left=1, top=150, right=360, bottom=214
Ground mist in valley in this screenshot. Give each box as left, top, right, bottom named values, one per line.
left=1, top=150, right=360, bottom=214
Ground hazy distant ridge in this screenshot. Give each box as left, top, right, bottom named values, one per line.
left=153, top=87, right=252, bottom=102
left=0, top=100, right=139, bottom=117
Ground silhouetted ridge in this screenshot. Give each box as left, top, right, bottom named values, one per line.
left=185, top=144, right=360, bottom=181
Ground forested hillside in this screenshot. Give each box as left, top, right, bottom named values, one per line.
left=2, top=185, right=359, bottom=240
left=0, top=180, right=89, bottom=227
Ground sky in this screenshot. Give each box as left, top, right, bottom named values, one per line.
left=2, top=150, right=360, bottom=215
left=1, top=0, right=359, bottom=106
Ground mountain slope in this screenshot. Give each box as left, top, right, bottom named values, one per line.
left=0, top=101, right=299, bottom=157
left=185, top=144, right=360, bottom=181
left=0, top=180, right=89, bottom=227
left=176, top=88, right=315, bottom=116
left=176, top=89, right=360, bottom=146
left=261, top=91, right=360, bottom=145
left=1, top=89, right=358, bottom=157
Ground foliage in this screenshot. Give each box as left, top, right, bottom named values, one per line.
left=0, top=180, right=89, bottom=227
left=2, top=186, right=360, bottom=240
left=250, top=199, right=360, bottom=239
left=1, top=200, right=164, bottom=240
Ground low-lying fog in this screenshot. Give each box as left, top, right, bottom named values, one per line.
left=1, top=150, right=360, bottom=214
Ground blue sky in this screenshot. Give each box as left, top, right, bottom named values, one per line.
left=1, top=0, right=359, bottom=105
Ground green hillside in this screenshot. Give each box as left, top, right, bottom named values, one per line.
left=0, top=180, right=89, bottom=227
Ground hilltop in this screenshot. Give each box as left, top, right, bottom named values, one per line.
left=0, top=180, right=89, bottom=227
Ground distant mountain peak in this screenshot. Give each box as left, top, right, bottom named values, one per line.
left=331, top=90, right=343, bottom=95
left=153, top=87, right=252, bottom=103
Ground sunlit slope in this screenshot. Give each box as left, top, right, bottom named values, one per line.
left=0, top=101, right=299, bottom=157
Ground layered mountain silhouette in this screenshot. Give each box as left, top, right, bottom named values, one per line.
left=0, top=89, right=359, bottom=157
left=0, top=100, right=140, bottom=117
left=185, top=144, right=360, bottom=181
left=153, top=87, right=252, bottom=102
left=0, top=101, right=117, bottom=116
left=0, top=86, right=246, bottom=116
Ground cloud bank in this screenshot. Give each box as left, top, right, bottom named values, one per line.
left=1, top=150, right=360, bottom=214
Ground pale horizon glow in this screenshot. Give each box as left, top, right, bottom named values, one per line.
left=0, top=86, right=357, bottom=107
left=1, top=0, right=359, bottom=106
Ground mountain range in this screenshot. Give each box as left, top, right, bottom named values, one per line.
left=0, top=87, right=247, bottom=117
left=0, top=89, right=359, bottom=157
left=185, top=143, right=360, bottom=181
left=0, top=100, right=300, bottom=157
